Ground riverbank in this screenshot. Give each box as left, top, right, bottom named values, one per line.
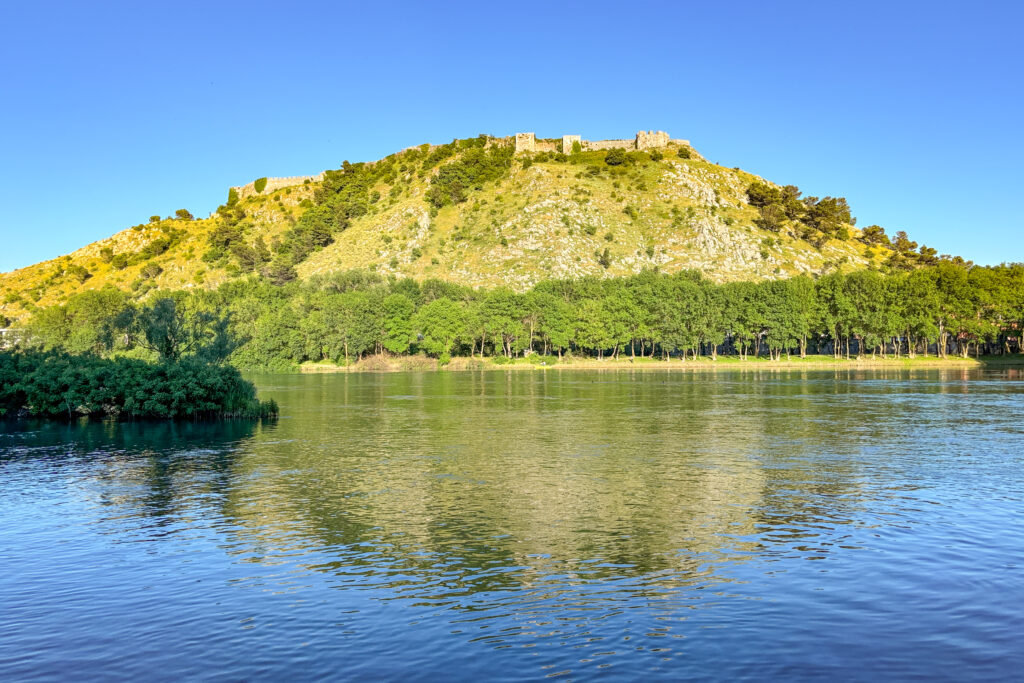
left=298, top=354, right=1024, bottom=374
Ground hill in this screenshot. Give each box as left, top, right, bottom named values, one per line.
left=0, top=131, right=896, bottom=323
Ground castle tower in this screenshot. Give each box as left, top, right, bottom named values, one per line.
left=635, top=130, right=670, bottom=150
left=562, top=135, right=581, bottom=153
left=514, top=132, right=536, bottom=153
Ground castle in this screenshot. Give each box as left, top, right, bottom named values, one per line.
left=225, top=131, right=688, bottom=203
left=231, top=173, right=326, bottom=200
left=514, top=130, right=688, bottom=154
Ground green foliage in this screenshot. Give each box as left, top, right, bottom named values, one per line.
left=426, top=145, right=514, bottom=208
left=413, top=297, right=464, bottom=357
left=604, top=149, right=625, bottom=166
left=0, top=350, right=276, bottom=420
left=253, top=177, right=268, bottom=194
left=747, top=182, right=783, bottom=208
left=677, top=147, right=692, bottom=159
left=140, top=263, right=163, bottom=279
left=861, top=225, right=890, bottom=247
left=382, top=293, right=415, bottom=354
left=20, top=261, right=1024, bottom=366
left=175, top=209, right=194, bottom=221
left=66, top=264, right=91, bottom=283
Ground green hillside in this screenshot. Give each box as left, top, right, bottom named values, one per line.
left=0, top=133, right=900, bottom=323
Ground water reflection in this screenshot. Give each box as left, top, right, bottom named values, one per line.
left=2, top=369, right=1023, bottom=679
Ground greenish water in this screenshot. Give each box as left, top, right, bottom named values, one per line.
left=2, top=369, right=1023, bottom=680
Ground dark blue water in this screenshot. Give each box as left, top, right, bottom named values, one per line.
left=2, top=369, right=1023, bottom=680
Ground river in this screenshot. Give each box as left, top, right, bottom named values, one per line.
left=2, top=369, right=1023, bottom=680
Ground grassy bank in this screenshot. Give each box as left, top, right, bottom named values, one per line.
left=299, top=354, right=1024, bottom=374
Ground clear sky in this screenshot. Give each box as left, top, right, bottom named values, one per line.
left=1, top=0, right=1021, bottom=272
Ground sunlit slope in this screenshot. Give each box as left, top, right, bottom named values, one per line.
left=299, top=152, right=878, bottom=289
left=0, top=137, right=883, bottom=321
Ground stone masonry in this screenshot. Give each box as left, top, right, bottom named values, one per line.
left=232, top=173, right=326, bottom=200
left=514, top=130, right=688, bottom=154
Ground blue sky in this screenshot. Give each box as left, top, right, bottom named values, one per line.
left=1, top=0, right=1021, bottom=272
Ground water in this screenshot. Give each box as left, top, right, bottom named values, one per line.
left=2, top=368, right=1023, bottom=680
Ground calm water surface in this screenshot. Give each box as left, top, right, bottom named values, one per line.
left=2, top=369, right=1023, bottom=680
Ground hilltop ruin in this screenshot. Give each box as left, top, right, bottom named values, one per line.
left=514, top=131, right=689, bottom=154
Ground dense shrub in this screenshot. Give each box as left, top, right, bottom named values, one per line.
left=253, top=177, right=268, bottom=194
left=0, top=351, right=277, bottom=420
left=604, top=149, right=625, bottom=166
left=427, top=145, right=514, bottom=208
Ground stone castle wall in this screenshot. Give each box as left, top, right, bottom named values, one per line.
left=515, top=130, right=688, bottom=154
left=583, top=139, right=636, bottom=151
left=233, top=173, right=326, bottom=200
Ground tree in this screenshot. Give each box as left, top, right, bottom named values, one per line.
left=481, top=288, right=525, bottom=357
left=533, top=292, right=573, bottom=357
left=747, top=182, right=782, bottom=208
left=136, top=296, right=231, bottom=363
left=574, top=299, right=613, bottom=358
left=414, top=298, right=464, bottom=357
left=861, top=225, right=891, bottom=247
left=382, top=293, right=415, bottom=354
left=175, top=209, right=194, bottom=221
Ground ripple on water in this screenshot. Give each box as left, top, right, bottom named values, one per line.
left=1, top=369, right=1023, bottom=680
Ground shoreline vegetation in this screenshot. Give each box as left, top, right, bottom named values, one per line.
left=0, top=351, right=278, bottom=421
left=12, top=266, right=1024, bottom=377
left=298, top=353, right=1024, bottom=374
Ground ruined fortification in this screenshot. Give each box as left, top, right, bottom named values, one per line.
left=232, top=173, right=326, bottom=200
left=514, top=130, right=688, bottom=154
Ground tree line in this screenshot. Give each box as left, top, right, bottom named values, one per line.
left=15, top=263, right=1024, bottom=368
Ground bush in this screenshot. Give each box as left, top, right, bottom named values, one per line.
left=0, top=350, right=278, bottom=420
left=605, top=149, right=625, bottom=166
left=253, top=177, right=268, bottom=194
left=677, top=147, right=692, bottom=159
left=140, top=263, right=163, bottom=279
left=66, top=265, right=91, bottom=283
left=175, top=209, right=194, bottom=221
